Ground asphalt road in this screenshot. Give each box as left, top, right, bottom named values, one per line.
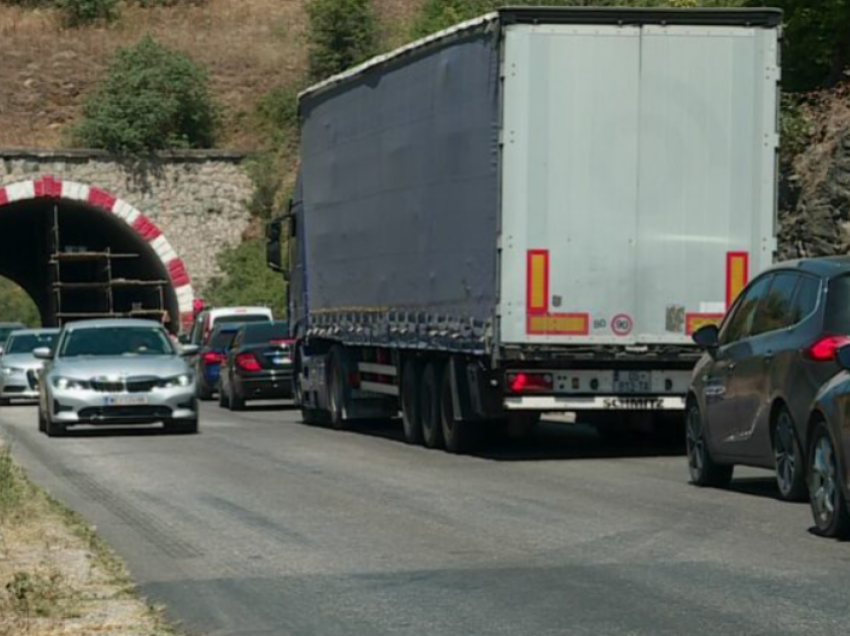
left=2, top=402, right=850, bottom=636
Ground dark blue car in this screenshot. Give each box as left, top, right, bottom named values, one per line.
left=196, top=323, right=240, bottom=400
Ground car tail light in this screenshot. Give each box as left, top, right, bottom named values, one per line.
left=202, top=352, right=225, bottom=365
left=506, top=372, right=553, bottom=393
left=236, top=353, right=262, bottom=372
left=806, top=335, right=850, bottom=361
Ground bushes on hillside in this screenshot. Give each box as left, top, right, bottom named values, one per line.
left=56, top=0, right=120, bottom=25
left=205, top=239, right=287, bottom=319
left=307, top=0, right=379, bottom=81
left=72, top=35, right=219, bottom=153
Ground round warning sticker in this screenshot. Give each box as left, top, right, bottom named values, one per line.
left=611, top=314, right=633, bottom=336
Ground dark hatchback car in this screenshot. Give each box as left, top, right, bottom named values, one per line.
left=687, top=257, right=850, bottom=501
left=195, top=324, right=240, bottom=400
left=219, top=321, right=293, bottom=410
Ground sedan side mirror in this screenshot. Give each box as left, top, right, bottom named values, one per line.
left=33, top=347, right=53, bottom=360
left=180, top=344, right=200, bottom=357
left=837, top=344, right=850, bottom=371
left=693, top=324, right=719, bottom=350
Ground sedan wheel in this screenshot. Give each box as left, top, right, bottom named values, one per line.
left=686, top=402, right=733, bottom=488
left=774, top=408, right=807, bottom=501
left=808, top=422, right=850, bottom=538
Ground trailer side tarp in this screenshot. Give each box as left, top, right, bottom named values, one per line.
left=299, top=31, right=500, bottom=352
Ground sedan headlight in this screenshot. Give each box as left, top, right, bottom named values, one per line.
left=1, top=367, right=23, bottom=376
left=52, top=377, right=91, bottom=390
left=158, top=374, right=194, bottom=389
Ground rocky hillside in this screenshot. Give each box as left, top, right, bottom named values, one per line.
left=0, top=0, right=425, bottom=150
left=779, top=87, right=850, bottom=259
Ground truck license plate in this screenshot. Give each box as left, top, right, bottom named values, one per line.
left=604, top=398, right=663, bottom=410
left=613, top=371, right=651, bottom=393
left=104, top=395, right=148, bottom=406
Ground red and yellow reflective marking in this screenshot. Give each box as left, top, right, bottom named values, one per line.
left=527, top=313, right=590, bottom=335
left=726, top=252, right=749, bottom=308
left=685, top=313, right=724, bottom=335
left=527, top=250, right=549, bottom=314
left=525, top=249, right=589, bottom=335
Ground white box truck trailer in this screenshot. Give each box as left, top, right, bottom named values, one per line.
left=267, top=7, right=782, bottom=452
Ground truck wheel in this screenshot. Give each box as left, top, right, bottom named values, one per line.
left=328, top=347, right=349, bottom=431
left=420, top=362, right=444, bottom=449
left=401, top=360, right=424, bottom=445
left=440, top=363, right=477, bottom=454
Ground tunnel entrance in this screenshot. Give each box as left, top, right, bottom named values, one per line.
left=0, top=177, right=194, bottom=333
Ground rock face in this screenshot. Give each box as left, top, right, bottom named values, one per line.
left=778, top=98, right=850, bottom=261
left=0, top=149, right=254, bottom=295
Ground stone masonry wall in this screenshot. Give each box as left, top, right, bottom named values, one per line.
left=0, top=149, right=254, bottom=294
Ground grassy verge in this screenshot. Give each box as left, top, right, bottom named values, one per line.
left=0, top=442, right=178, bottom=636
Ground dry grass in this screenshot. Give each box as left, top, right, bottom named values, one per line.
left=0, top=0, right=427, bottom=150
left=0, top=442, right=175, bottom=636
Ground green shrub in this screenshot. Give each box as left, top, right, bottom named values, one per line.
left=72, top=35, right=219, bottom=153
left=205, top=238, right=288, bottom=319
left=307, top=0, right=379, bottom=81
left=0, top=277, right=40, bottom=326
left=756, top=0, right=850, bottom=92
left=56, top=0, right=120, bottom=26
left=779, top=94, right=812, bottom=164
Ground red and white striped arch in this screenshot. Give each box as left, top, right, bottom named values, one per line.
left=0, top=175, right=195, bottom=330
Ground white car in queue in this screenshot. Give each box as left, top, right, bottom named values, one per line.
left=36, top=319, right=200, bottom=437
left=0, top=328, right=60, bottom=405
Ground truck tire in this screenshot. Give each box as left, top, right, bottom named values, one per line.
left=401, top=360, right=424, bottom=445
left=328, top=347, right=349, bottom=431
left=440, top=363, right=477, bottom=454
left=420, top=361, right=444, bottom=449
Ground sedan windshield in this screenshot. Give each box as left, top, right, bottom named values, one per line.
left=6, top=333, right=57, bottom=354
left=59, top=327, right=174, bottom=358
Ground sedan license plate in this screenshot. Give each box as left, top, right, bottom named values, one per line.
left=613, top=371, right=651, bottom=394
left=104, top=395, right=148, bottom=406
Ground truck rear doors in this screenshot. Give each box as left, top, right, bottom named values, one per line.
left=498, top=22, right=778, bottom=347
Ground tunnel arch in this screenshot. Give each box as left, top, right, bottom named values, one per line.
left=0, top=176, right=195, bottom=333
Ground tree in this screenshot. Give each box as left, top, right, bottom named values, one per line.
left=205, top=239, right=288, bottom=320
left=0, top=278, right=40, bottom=327
left=307, top=0, right=378, bottom=81
left=73, top=35, right=219, bottom=153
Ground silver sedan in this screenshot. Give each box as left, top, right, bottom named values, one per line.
left=37, top=319, right=200, bottom=437
left=0, top=328, right=59, bottom=404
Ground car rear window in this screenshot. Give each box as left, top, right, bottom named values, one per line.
left=209, top=329, right=238, bottom=350
left=825, top=275, right=850, bottom=334
left=245, top=322, right=290, bottom=344
left=214, top=314, right=270, bottom=327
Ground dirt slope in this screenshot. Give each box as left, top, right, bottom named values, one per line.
left=0, top=0, right=426, bottom=150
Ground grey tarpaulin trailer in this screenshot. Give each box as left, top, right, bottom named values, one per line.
left=269, top=7, right=781, bottom=452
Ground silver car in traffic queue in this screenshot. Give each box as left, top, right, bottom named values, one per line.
left=0, top=329, right=59, bottom=404
left=36, top=319, right=200, bottom=437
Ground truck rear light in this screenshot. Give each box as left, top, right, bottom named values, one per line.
left=236, top=353, right=262, bottom=372
left=507, top=372, right=553, bottom=393
left=202, top=352, right=225, bottom=365
left=806, top=336, right=850, bottom=361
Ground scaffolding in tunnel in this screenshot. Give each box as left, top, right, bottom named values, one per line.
left=48, top=206, right=170, bottom=327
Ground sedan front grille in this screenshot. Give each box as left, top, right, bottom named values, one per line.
left=90, top=377, right=160, bottom=393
